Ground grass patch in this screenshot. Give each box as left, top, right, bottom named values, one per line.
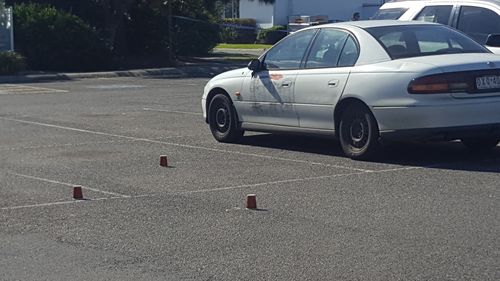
left=216, top=43, right=273, bottom=49
left=223, top=56, right=258, bottom=62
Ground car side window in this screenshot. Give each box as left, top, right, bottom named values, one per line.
left=414, top=5, right=453, bottom=25
left=263, top=29, right=316, bottom=70
left=304, top=29, right=349, bottom=69
left=457, top=6, right=500, bottom=44
left=338, top=36, right=359, bottom=67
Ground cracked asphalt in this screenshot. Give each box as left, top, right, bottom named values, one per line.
left=0, top=77, right=499, bottom=280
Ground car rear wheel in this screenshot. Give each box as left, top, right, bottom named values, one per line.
left=339, top=104, right=380, bottom=160
left=208, top=94, right=243, bottom=142
left=461, top=137, right=499, bottom=151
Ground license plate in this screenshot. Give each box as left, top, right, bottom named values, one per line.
left=476, top=75, right=500, bottom=90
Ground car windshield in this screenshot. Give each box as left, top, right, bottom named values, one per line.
left=366, top=25, right=489, bottom=59
left=371, top=8, right=408, bottom=20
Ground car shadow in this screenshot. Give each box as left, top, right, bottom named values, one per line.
left=237, top=133, right=500, bottom=173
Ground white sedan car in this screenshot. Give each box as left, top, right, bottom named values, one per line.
left=202, top=21, right=500, bottom=159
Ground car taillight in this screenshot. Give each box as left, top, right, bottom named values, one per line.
left=408, top=73, right=471, bottom=94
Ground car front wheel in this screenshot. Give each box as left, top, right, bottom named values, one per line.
left=208, top=94, right=243, bottom=142
left=339, top=104, right=380, bottom=160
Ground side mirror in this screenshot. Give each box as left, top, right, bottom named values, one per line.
left=247, top=59, right=261, bottom=71
left=485, top=34, right=500, bottom=48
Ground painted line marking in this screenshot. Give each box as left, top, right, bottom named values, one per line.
left=184, top=172, right=364, bottom=194
left=0, top=116, right=371, bottom=173
left=143, top=107, right=203, bottom=116
left=1, top=195, right=150, bottom=211
left=0, top=84, right=68, bottom=95
left=2, top=199, right=90, bottom=210
left=1, top=166, right=427, bottom=211
left=181, top=166, right=427, bottom=195
left=8, top=172, right=130, bottom=198
left=87, top=84, right=146, bottom=90
left=0, top=140, right=118, bottom=151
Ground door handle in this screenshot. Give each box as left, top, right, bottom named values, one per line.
left=282, top=80, right=292, bottom=87
left=328, top=80, right=339, bottom=87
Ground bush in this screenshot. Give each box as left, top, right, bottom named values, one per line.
left=257, top=25, right=287, bottom=44
left=13, top=3, right=111, bottom=71
left=174, top=17, right=220, bottom=56
left=219, top=18, right=257, bottom=44
left=0, top=51, right=26, bottom=74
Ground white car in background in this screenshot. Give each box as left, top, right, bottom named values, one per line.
left=373, top=0, right=500, bottom=54
left=202, top=21, right=500, bottom=160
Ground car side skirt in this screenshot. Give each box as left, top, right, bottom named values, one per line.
left=241, top=122, right=336, bottom=138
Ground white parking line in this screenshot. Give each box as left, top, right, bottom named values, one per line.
left=1, top=166, right=427, bottom=211
left=1, top=199, right=89, bottom=210
left=182, top=166, right=426, bottom=195
left=143, top=107, right=203, bottom=116
left=184, top=171, right=365, bottom=194
left=0, top=140, right=118, bottom=151
left=0, top=84, right=68, bottom=95
left=0, top=116, right=371, bottom=172
left=8, top=172, right=130, bottom=198
left=0, top=195, right=149, bottom=211
left=87, top=85, right=146, bottom=90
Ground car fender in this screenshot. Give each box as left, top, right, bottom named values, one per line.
left=203, top=69, right=250, bottom=122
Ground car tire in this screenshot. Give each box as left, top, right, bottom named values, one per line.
left=461, top=137, right=499, bottom=151
left=208, top=94, right=243, bottom=142
left=339, top=104, right=380, bottom=160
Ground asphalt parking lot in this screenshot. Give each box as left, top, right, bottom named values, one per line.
left=0, top=77, right=499, bottom=280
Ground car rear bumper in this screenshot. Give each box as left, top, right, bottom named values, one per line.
left=380, top=123, right=500, bottom=141
left=373, top=101, right=500, bottom=141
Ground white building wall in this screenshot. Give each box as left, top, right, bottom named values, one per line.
left=239, top=0, right=275, bottom=28
left=240, top=0, right=384, bottom=27
left=290, top=0, right=383, bottom=22
left=273, top=0, right=291, bottom=27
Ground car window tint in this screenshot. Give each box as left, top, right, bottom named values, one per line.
left=378, top=31, right=408, bottom=54
left=264, top=29, right=316, bottom=70
left=367, top=25, right=488, bottom=59
left=371, top=8, right=408, bottom=20
left=457, top=6, right=500, bottom=44
left=414, top=5, right=452, bottom=25
left=417, top=27, right=452, bottom=52
left=338, top=36, right=359, bottom=67
left=305, top=29, right=348, bottom=69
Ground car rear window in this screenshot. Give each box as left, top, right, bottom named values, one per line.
left=371, top=8, right=408, bottom=20
left=365, top=25, right=489, bottom=59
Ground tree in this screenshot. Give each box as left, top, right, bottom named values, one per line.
left=7, top=0, right=276, bottom=62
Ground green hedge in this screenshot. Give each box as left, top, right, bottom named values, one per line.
left=123, top=5, right=219, bottom=57
left=0, top=51, right=26, bottom=75
left=257, top=25, right=287, bottom=44
left=174, top=18, right=220, bottom=56
left=219, top=18, right=257, bottom=44
left=13, top=3, right=111, bottom=71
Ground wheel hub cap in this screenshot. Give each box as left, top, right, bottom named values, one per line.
left=350, top=118, right=366, bottom=146
left=216, top=108, right=228, bottom=129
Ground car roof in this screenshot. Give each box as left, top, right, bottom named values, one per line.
left=313, top=20, right=438, bottom=30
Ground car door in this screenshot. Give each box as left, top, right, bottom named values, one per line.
left=294, top=29, right=359, bottom=130
left=453, top=5, right=500, bottom=54
left=241, top=29, right=317, bottom=126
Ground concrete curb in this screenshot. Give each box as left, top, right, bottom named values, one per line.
left=0, top=64, right=245, bottom=83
